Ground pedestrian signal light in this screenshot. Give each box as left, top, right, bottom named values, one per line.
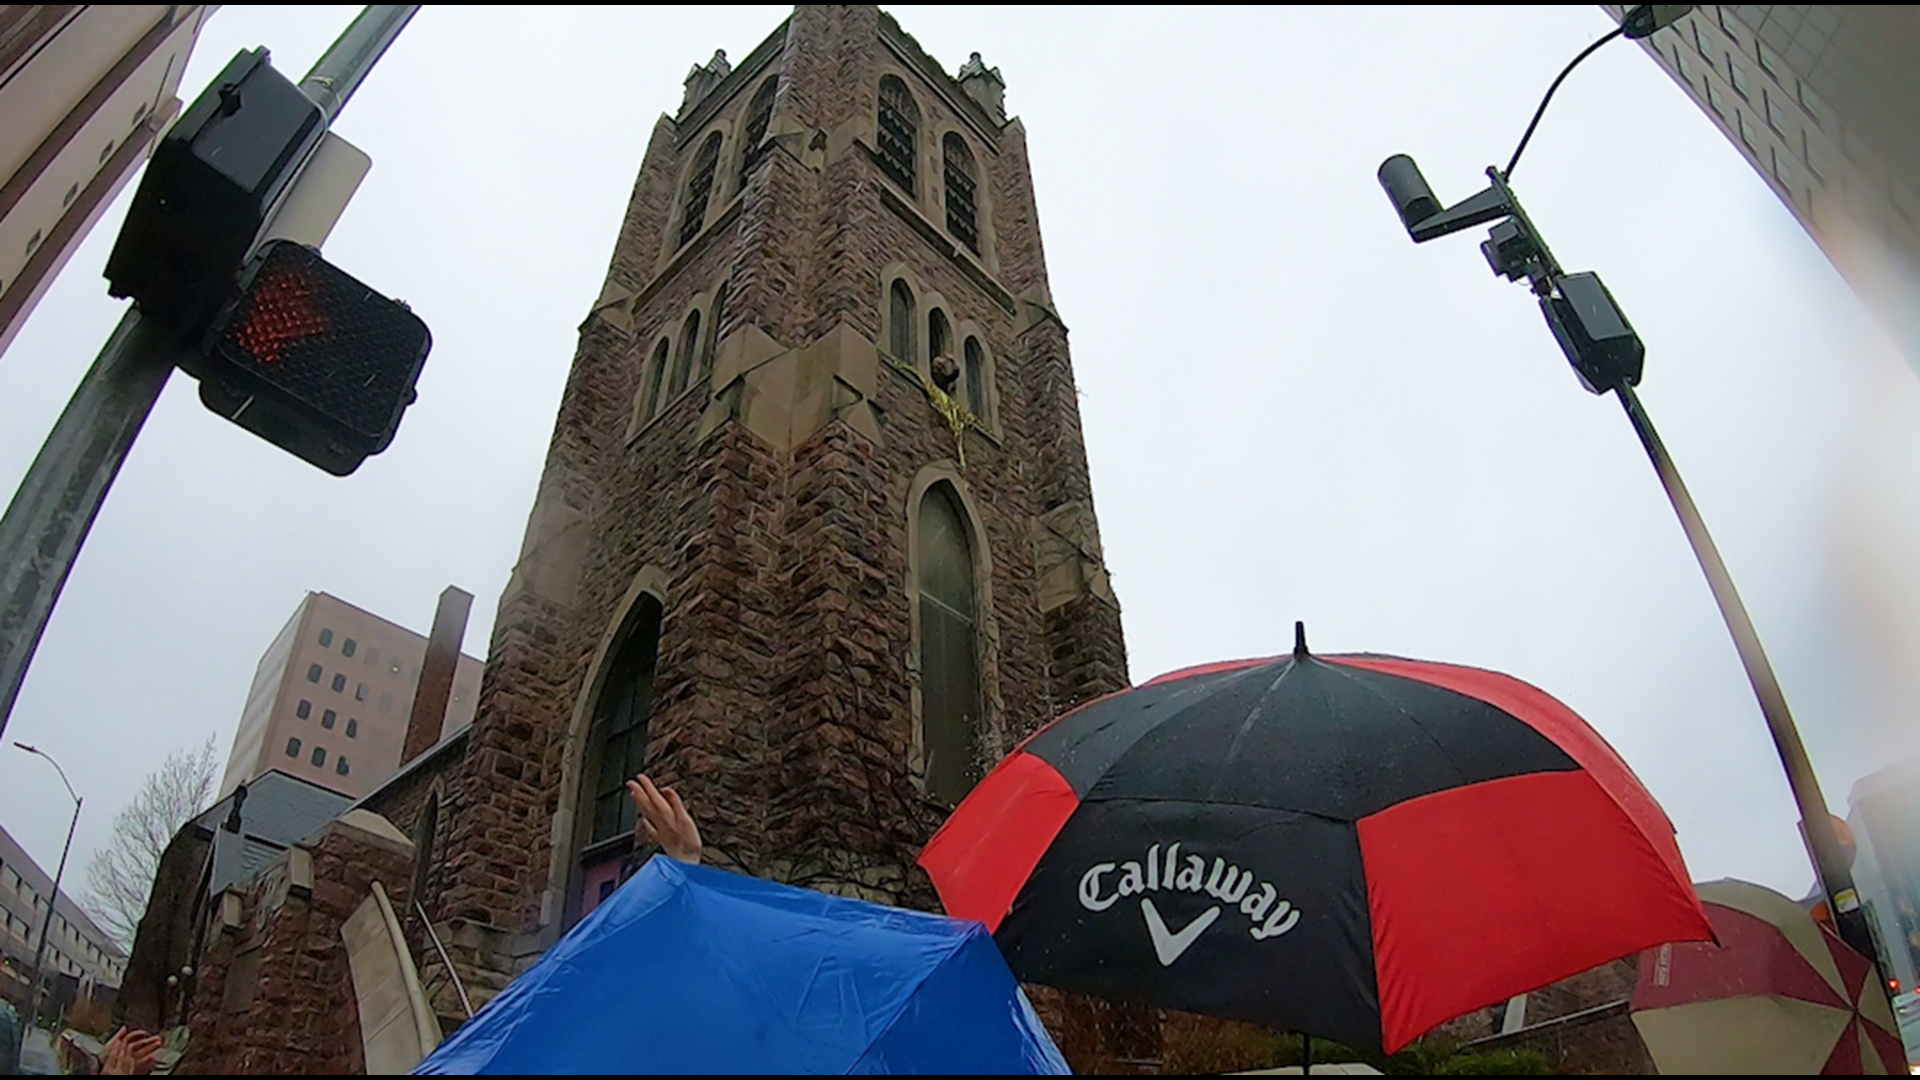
left=194, top=240, right=430, bottom=476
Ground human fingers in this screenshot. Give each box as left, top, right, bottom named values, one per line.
left=665, top=788, right=696, bottom=836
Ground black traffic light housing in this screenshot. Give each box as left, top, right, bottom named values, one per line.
left=106, top=49, right=325, bottom=340
left=198, top=240, right=430, bottom=476
left=105, top=46, right=433, bottom=475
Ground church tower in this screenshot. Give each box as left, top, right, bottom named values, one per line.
left=414, top=2, right=1127, bottom=1009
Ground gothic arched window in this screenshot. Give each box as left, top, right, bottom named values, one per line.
left=643, top=338, right=670, bottom=419
left=928, top=308, right=950, bottom=369
left=888, top=280, right=915, bottom=363
left=679, top=131, right=724, bottom=249
left=943, top=133, right=979, bottom=253
left=877, top=76, right=918, bottom=194
left=668, top=310, right=701, bottom=402
left=917, top=482, right=982, bottom=804
left=964, top=336, right=989, bottom=422
left=588, top=596, right=663, bottom=845
left=738, top=77, right=780, bottom=189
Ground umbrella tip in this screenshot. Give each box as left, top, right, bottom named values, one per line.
left=1294, top=620, right=1309, bottom=659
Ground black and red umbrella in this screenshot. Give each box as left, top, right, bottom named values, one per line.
left=919, top=627, right=1713, bottom=1053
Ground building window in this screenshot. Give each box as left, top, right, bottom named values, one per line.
left=322, top=709, right=337, bottom=730
left=887, top=280, right=915, bottom=362
left=296, top=700, right=312, bottom=719
left=1727, top=57, right=1752, bottom=100
left=642, top=337, right=671, bottom=419
left=319, top=629, right=334, bottom=648
left=1764, top=89, right=1790, bottom=134
left=355, top=682, right=367, bottom=702
left=679, top=131, right=724, bottom=249
left=346, top=718, right=358, bottom=739
left=307, top=664, right=323, bottom=684
left=342, top=638, right=357, bottom=658
left=877, top=76, right=918, bottom=194
left=588, top=596, right=664, bottom=844
left=738, top=76, right=779, bottom=188
left=943, top=133, right=979, bottom=253
left=668, top=310, right=702, bottom=401
left=332, top=673, right=347, bottom=693
left=964, top=337, right=989, bottom=422
left=917, top=482, right=983, bottom=804
left=311, top=746, right=326, bottom=767
left=286, top=737, right=302, bottom=758
left=928, top=308, right=950, bottom=369
left=335, top=756, right=350, bottom=777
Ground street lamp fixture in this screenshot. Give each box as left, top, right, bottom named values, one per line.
left=12, top=742, right=81, bottom=1033
left=1374, top=4, right=1888, bottom=984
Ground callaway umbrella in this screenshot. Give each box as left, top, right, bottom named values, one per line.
left=919, top=626, right=1714, bottom=1053
left=1630, top=878, right=1906, bottom=1074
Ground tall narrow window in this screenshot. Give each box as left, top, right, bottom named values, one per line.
left=738, top=77, right=780, bottom=189
left=668, top=311, right=702, bottom=401
left=917, top=483, right=982, bottom=803
left=888, top=280, right=916, bottom=362
left=679, top=132, right=724, bottom=248
left=877, top=76, right=918, bottom=194
left=701, top=281, right=728, bottom=384
left=928, top=309, right=950, bottom=369
left=643, top=338, right=670, bottom=418
left=943, top=133, right=979, bottom=253
left=963, top=337, right=989, bottom=422
left=588, top=596, right=664, bottom=845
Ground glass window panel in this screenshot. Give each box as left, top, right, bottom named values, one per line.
left=888, top=281, right=915, bottom=361
left=286, top=737, right=301, bottom=757
left=311, top=746, right=326, bottom=767
left=319, top=629, right=333, bottom=648
left=332, top=673, right=346, bottom=693
left=342, top=638, right=356, bottom=658
left=322, top=709, right=336, bottom=729
left=346, top=718, right=358, bottom=739
left=296, top=700, right=311, bottom=719
left=307, top=664, right=322, bottom=683
left=964, top=338, right=987, bottom=420
left=917, top=487, right=974, bottom=615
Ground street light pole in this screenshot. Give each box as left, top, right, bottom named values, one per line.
left=1375, top=3, right=1890, bottom=984
left=0, top=4, right=420, bottom=745
left=14, top=743, right=81, bottom=1032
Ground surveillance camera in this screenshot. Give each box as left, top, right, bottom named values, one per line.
left=1377, top=155, right=1440, bottom=235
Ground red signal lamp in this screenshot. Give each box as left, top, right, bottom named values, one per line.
left=192, top=240, right=430, bottom=475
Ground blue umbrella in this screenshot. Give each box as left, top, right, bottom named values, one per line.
left=416, top=858, right=1068, bottom=1074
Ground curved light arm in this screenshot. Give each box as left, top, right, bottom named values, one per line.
left=1503, top=25, right=1625, bottom=179
left=13, top=741, right=78, bottom=805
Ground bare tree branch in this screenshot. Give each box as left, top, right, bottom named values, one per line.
left=82, top=736, right=219, bottom=949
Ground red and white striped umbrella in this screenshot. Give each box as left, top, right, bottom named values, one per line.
left=1631, top=879, right=1906, bottom=1074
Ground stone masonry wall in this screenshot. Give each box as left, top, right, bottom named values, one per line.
left=180, top=823, right=417, bottom=1075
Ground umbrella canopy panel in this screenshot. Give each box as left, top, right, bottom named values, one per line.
left=923, top=651, right=1712, bottom=1053
left=1631, top=879, right=1906, bottom=1074
left=417, top=858, right=1069, bottom=1075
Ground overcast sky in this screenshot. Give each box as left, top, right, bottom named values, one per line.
left=4, top=5, right=1919, bottom=916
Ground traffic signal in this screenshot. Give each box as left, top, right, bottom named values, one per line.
left=103, top=45, right=431, bottom=475
left=194, top=240, right=429, bottom=476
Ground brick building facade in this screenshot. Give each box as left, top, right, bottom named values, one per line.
left=133, top=7, right=1134, bottom=1070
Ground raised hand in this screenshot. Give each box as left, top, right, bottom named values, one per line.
left=100, top=1027, right=163, bottom=1076
left=627, top=774, right=702, bottom=865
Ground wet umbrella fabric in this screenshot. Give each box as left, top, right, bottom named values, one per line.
left=415, top=858, right=1068, bottom=1074
left=1631, top=879, right=1906, bottom=1074
left=919, top=645, right=1714, bottom=1053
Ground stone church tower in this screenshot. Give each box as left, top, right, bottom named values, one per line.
left=142, top=8, right=1129, bottom=1068
left=449, top=0, right=1127, bottom=935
